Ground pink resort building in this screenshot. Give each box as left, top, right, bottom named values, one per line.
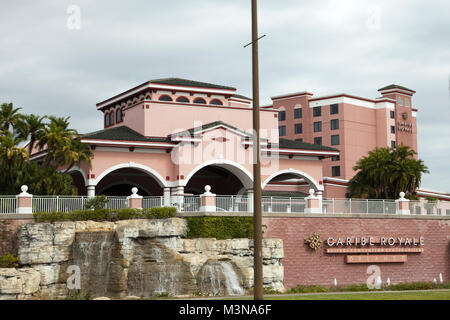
left=30, top=78, right=449, bottom=203
left=48, top=78, right=340, bottom=208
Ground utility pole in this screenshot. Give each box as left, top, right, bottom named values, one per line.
left=251, top=0, right=263, bottom=301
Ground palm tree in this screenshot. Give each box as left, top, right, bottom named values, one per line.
left=0, top=103, right=23, bottom=133
left=16, top=114, right=47, bottom=155
left=0, top=132, right=28, bottom=186
left=38, top=116, right=77, bottom=167
left=62, top=136, right=93, bottom=173
left=347, top=144, right=429, bottom=199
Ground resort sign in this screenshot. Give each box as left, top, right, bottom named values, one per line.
left=306, top=235, right=425, bottom=264
left=326, top=236, right=425, bottom=247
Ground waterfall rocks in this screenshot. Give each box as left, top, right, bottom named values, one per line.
left=0, top=218, right=284, bottom=299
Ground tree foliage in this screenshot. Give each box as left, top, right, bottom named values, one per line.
left=0, top=102, right=93, bottom=195
left=346, top=144, right=429, bottom=199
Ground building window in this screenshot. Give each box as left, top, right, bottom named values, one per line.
left=116, top=109, right=122, bottom=123
left=294, top=123, right=303, bottom=134
left=296, top=138, right=303, bottom=142
left=193, top=97, right=206, bottom=104
left=390, top=126, right=395, bottom=134
left=391, top=140, right=396, bottom=148
left=398, top=97, right=403, bottom=106
left=177, top=97, right=189, bottom=103
left=390, top=111, right=395, bottom=119
left=331, top=135, right=340, bottom=145
left=105, top=113, right=110, bottom=127
left=294, top=108, right=302, bottom=119
left=279, top=126, right=286, bottom=136
left=331, top=119, right=339, bottom=130
left=313, top=121, right=322, bottom=132
left=278, top=110, right=286, bottom=121
left=332, top=155, right=340, bottom=161
left=313, top=106, right=322, bottom=117
left=159, top=95, right=173, bottom=102
left=314, top=137, right=322, bottom=145
left=332, top=166, right=341, bottom=177
left=446, top=209, right=450, bottom=216
left=330, top=104, right=339, bottom=115
left=109, top=112, right=114, bottom=126
left=210, top=99, right=223, bottom=106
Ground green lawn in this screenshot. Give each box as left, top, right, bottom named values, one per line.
left=264, top=290, right=450, bottom=300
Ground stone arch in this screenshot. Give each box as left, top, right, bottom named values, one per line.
left=182, top=159, right=253, bottom=190
left=93, top=162, right=168, bottom=188
left=262, top=168, right=322, bottom=191
left=66, top=166, right=89, bottom=186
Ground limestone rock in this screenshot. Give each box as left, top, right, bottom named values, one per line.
left=32, top=264, right=60, bottom=286
left=75, top=221, right=115, bottom=233
left=0, top=268, right=40, bottom=295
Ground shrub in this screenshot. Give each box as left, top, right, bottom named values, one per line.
left=143, top=207, right=177, bottom=219
left=338, top=284, right=371, bottom=292
left=68, top=209, right=113, bottom=222
left=288, top=285, right=329, bottom=294
left=33, top=207, right=177, bottom=222
left=117, top=208, right=143, bottom=220
left=389, top=281, right=434, bottom=291
left=0, top=254, right=19, bottom=268
left=185, top=216, right=253, bottom=239
left=84, top=195, right=109, bottom=210
left=33, top=211, right=67, bottom=223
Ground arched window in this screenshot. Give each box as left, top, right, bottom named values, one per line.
left=159, top=95, right=173, bottom=102
left=116, top=108, right=122, bottom=123
left=109, top=111, right=114, bottom=126
left=193, top=97, right=206, bottom=104
left=105, top=113, right=110, bottom=127
left=176, top=96, right=189, bottom=103
left=210, top=99, right=223, bottom=106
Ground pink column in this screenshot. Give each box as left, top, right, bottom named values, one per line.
left=127, top=187, right=143, bottom=209
left=304, top=189, right=320, bottom=213
left=395, top=192, right=410, bottom=215
left=200, top=185, right=216, bottom=212
left=16, top=185, right=32, bottom=214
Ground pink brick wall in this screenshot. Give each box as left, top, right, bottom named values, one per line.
left=0, top=218, right=33, bottom=255
left=263, top=216, right=450, bottom=289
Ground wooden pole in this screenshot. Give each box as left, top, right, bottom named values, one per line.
left=251, top=0, right=263, bottom=301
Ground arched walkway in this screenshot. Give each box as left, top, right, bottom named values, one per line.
left=94, top=162, right=168, bottom=188
left=182, top=160, right=253, bottom=191
left=262, top=168, right=323, bottom=193
left=95, top=167, right=164, bottom=196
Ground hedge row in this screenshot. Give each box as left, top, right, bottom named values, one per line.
left=33, top=207, right=177, bottom=222
left=288, top=281, right=450, bottom=294
left=185, top=216, right=254, bottom=240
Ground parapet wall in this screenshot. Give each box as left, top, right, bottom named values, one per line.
left=262, top=214, right=450, bottom=289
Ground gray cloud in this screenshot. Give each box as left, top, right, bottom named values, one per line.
left=0, top=0, right=449, bottom=192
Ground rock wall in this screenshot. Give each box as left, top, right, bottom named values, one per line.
left=0, top=218, right=284, bottom=299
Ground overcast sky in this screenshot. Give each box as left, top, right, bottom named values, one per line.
left=1, top=0, right=449, bottom=192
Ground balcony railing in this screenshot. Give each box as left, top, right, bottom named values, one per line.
left=1, top=195, right=449, bottom=216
